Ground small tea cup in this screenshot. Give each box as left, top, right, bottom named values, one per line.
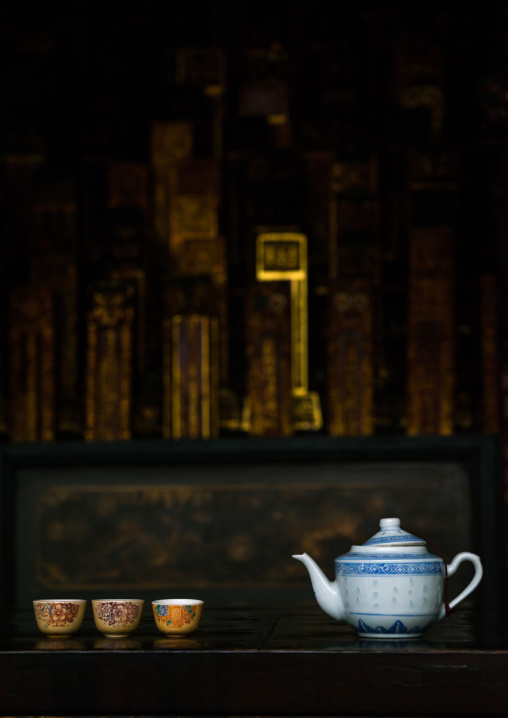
left=152, top=599, right=204, bottom=636
left=92, top=599, right=144, bottom=638
left=33, top=599, right=86, bottom=638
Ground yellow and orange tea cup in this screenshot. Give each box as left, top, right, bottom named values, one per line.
left=152, top=598, right=203, bottom=636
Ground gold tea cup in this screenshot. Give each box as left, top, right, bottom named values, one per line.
left=92, top=599, right=144, bottom=638
left=33, top=599, right=86, bottom=638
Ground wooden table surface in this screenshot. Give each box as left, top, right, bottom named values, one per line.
left=1, top=603, right=507, bottom=717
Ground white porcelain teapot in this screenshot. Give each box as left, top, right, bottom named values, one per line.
left=293, top=517, right=483, bottom=638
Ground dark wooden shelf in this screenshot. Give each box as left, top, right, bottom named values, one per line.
left=1, top=605, right=507, bottom=716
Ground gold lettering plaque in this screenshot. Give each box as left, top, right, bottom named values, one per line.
left=255, top=233, right=322, bottom=431
left=256, top=233, right=306, bottom=280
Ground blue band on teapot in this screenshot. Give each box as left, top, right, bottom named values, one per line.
left=336, top=560, right=443, bottom=575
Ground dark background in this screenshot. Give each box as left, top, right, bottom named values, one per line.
left=1, top=1, right=507, bottom=612
left=0, top=0, right=507, bottom=443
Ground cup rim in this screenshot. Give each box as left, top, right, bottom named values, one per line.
left=33, top=599, right=86, bottom=604
left=152, top=598, right=204, bottom=605
left=92, top=598, right=144, bottom=603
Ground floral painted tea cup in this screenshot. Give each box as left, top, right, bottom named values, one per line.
left=33, top=599, right=86, bottom=637
left=92, top=599, right=144, bottom=638
left=152, top=599, right=203, bottom=636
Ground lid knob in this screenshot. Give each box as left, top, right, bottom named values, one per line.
left=363, top=517, right=426, bottom=547
left=379, top=518, right=400, bottom=529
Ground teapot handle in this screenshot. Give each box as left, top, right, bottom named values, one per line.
left=440, top=552, right=483, bottom=618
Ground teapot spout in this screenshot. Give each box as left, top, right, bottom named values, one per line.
left=293, top=552, right=344, bottom=620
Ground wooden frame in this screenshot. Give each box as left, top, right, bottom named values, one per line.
left=0, top=435, right=505, bottom=611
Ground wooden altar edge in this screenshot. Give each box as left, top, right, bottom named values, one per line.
left=0, top=648, right=507, bottom=715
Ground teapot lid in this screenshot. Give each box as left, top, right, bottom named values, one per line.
left=363, top=518, right=426, bottom=547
